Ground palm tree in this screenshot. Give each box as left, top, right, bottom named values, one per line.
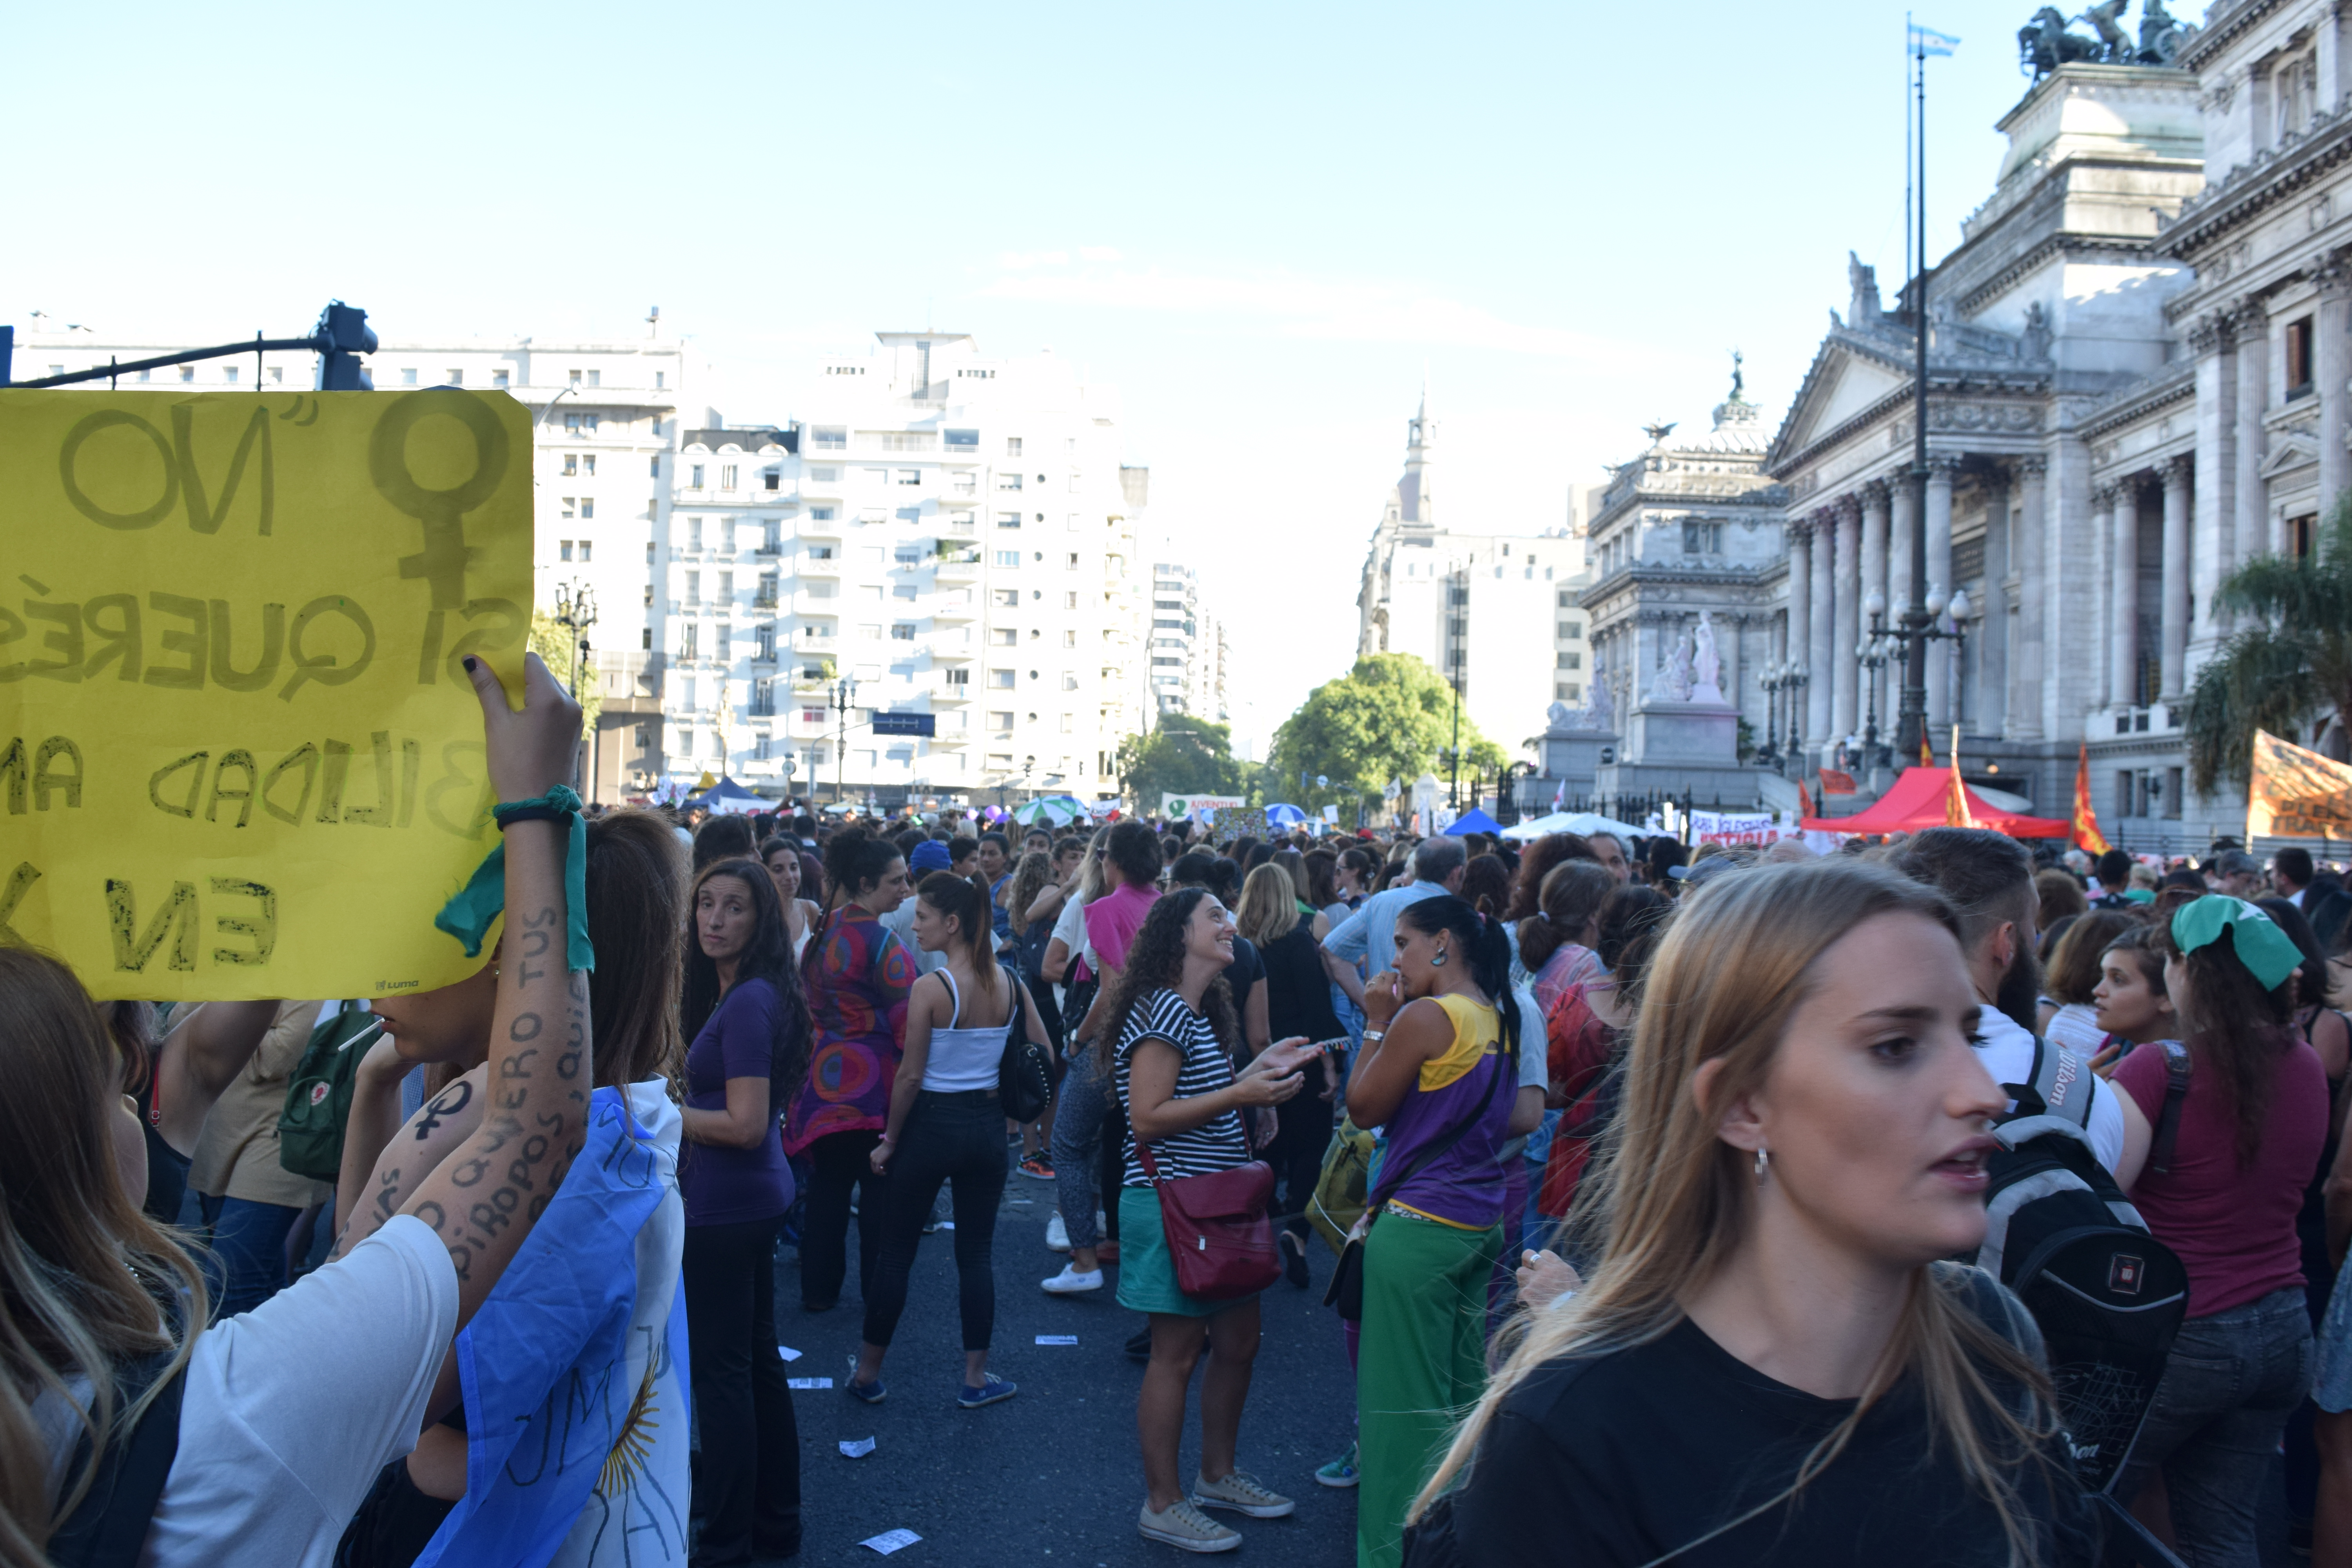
left=2185, top=495, right=2352, bottom=795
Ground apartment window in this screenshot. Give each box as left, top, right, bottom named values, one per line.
left=891, top=622, right=916, bottom=641
left=717, top=625, right=733, bottom=661
left=577, top=541, right=592, bottom=561
left=997, top=512, right=1022, bottom=529
left=690, top=465, right=705, bottom=489
left=563, top=454, right=578, bottom=476
left=2287, top=316, right=2316, bottom=399
left=998, top=472, right=1023, bottom=492
left=1557, top=589, right=1577, bottom=608
left=1065, top=552, right=1080, bottom=570
left=1063, top=630, right=1077, bottom=648
left=1681, top=519, right=1723, bottom=553
left=675, top=728, right=694, bottom=757
left=586, top=369, right=601, bottom=387
left=579, top=499, right=594, bottom=520
left=993, top=590, right=1019, bottom=608
left=989, top=669, right=1016, bottom=689
left=1558, top=618, right=1583, bottom=638
left=859, top=623, right=883, bottom=641
left=560, top=540, right=574, bottom=562
left=568, top=369, right=583, bottom=386
left=809, top=506, right=837, bottom=521
left=561, top=497, right=576, bottom=520
left=493, top=369, right=510, bottom=388
left=1062, top=672, right=1079, bottom=691
left=893, top=583, right=918, bottom=601
left=994, top=550, right=1022, bottom=567
left=990, top=711, right=1015, bottom=732
left=1557, top=651, right=1583, bottom=670
left=756, top=623, right=776, bottom=660
left=946, top=668, right=970, bottom=686
left=1067, top=513, right=1082, bottom=531
left=655, top=371, right=666, bottom=389
left=811, top=426, right=848, bottom=451
left=1447, top=586, right=1468, bottom=606
left=991, top=628, right=1017, bottom=646
left=897, top=469, right=921, bottom=486
left=1006, top=437, right=1023, bottom=457
left=445, top=368, right=463, bottom=386
left=1065, top=592, right=1080, bottom=609
left=270, top=366, right=284, bottom=383
left=179, top=365, right=195, bottom=383
left=685, top=569, right=701, bottom=601
left=401, top=368, right=419, bottom=386
left=764, top=469, right=781, bottom=491
left=719, top=571, right=734, bottom=601
left=688, top=517, right=704, bottom=549
left=650, top=455, right=661, bottom=477
left=223, top=366, right=240, bottom=384
left=1068, top=474, right=1082, bottom=492
left=680, top=624, right=698, bottom=658
left=1556, top=682, right=1582, bottom=701
left=720, top=465, right=738, bottom=489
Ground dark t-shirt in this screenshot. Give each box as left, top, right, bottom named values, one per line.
left=1221, top=933, right=1263, bottom=1008
left=682, top=978, right=797, bottom=1227
left=1452, top=1272, right=2091, bottom=1568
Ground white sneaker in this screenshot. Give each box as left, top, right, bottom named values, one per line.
left=1138, top=1498, right=1240, bottom=1553
left=1041, top=1265, right=1104, bottom=1294
left=1046, top=1213, right=1071, bottom=1252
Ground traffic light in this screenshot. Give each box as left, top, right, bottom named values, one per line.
left=316, top=301, right=376, bottom=390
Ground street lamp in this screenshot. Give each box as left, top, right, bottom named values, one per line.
left=554, top=580, right=598, bottom=799
left=830, top=675, right=859, bottom=808
left=1782, top=661, right=1808, bottom=769
left=1864, top=581, right=1967, bottom=768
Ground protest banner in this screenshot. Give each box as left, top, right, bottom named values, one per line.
left=2247, top=728, right=2352, bottom=843
left=0, top=388, right=534, bottom=1001
left=1688, top=810, right=1781, bottom=846
left=1160, top=792, right=1243, bottom=822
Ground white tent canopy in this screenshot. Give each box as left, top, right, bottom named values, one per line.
left=1501, top=810, right=1647, bottom=842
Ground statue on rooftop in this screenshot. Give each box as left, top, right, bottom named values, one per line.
left=2138, top=0, right=2189, bottom=64
left=2018, top=6, right=2101, bottom=77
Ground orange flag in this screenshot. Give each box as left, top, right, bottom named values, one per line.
left=1919, top=730, right=1933, bottom=768
left=1945, top=728, right=1977, bottom=828
left=2072, top=742, right=2109, bottom=855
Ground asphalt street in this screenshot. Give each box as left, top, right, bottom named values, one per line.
left=763, top=1161, right=1362, bottom=1568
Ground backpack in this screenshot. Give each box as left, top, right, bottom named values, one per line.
left=1976, top=1035, right=2188, bottom=1497
left=276, top=1002, right=384, bottom=1183
left=46, top=1300, right=187, bottom=1568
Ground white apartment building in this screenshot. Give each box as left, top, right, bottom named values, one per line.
left=1354, top=389, right=1593, bottom=757
left=13, top=325, right=683, bottom=802
left=1147, top=562, right=1229, bottom=722
left=665, top=331, right=1152, bottom=808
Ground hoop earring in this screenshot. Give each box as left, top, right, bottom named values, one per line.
left=1753, top=1144, right=1769, bottom=1184
left=1431, top=948, right=1448, bottom=968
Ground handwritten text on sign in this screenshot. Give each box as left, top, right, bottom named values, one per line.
left=0, top=389, right=533, bottom=1000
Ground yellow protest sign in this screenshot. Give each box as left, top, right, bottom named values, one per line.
left=1, top=388, right=533, bottom=1001
left=2248, top=728, right=2352, bottom=843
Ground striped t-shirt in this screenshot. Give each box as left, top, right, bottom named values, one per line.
left=1114, top=988, right=1249, bottom=1187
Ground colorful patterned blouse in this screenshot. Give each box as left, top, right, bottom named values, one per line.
left=784, top=907, right=916, bottom=1155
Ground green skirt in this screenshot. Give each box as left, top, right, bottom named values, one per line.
left=1115, top=1185, right=1259, bottom=1317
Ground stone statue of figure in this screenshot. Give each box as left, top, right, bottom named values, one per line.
left=2079, top=0, right=2130, bottom=60
left=2139, top=0, right=2186, bottom=63
left=1583, top=659, right=1613, bottom=728
left=1691, top=611, right=1724, bottom=703
left=2020, top=301, right=2053, bottom=361
left=1651, top=628, right=1695, bottom=704
left=1847, top=251, right=1882, bottom=327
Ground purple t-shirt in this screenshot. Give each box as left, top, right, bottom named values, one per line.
left=682, top=978, right=797, bottom=1227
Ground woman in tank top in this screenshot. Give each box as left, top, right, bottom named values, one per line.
left=852, top=872, right=1052, bottom=1408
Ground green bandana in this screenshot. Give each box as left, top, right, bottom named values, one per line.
left=434, top=787, right=595, bottom=974
left=2170, top=896, right=2302, bottom=992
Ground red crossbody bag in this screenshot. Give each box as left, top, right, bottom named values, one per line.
left=1133, top=1140, right=1281, bottom=1301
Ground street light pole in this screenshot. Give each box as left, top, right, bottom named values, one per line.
left=832, top=676, right=858, bottom=809
left=1447, top=676, right=1461, bottom=812
left=554, top=580, right=599, bottom=800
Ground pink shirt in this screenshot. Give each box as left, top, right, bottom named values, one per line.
left=1082, top=882, right=1159, bottom=976
left=2113, top=1034, right=2327, bottom=1318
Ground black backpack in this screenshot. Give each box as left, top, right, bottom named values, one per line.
left=1975, top=1036, right=2188, bottom=1497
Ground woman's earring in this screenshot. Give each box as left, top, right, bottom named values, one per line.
left=1753, top=1144, right=1770, bottom=1184
left=1431, top=947, right=1448, bottom=968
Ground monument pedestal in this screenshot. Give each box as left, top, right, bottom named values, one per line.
left=1593, top=699, right=1761, bottom=806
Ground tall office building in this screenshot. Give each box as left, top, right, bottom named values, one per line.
left=1145, top=562, right=1229, bottom=723
left=667, top=331, right=1152, bottom=807
left=13, top=326, right=684, bottom=801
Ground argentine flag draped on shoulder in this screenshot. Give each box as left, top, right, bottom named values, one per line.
left=414, top=1082, right=691, bottom=1568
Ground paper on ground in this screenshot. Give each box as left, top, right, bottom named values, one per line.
left=777, top=1345, right=802, bottom=1361
left=840, top=1437, right=877, bottom=1458
left=1035, top=1334, right=1078, bottom=1345
left=787, top=1377, right=833, bottom=1389
left=860, top=1529, right=922, bottom=1555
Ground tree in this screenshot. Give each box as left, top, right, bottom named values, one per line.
left=1269, top=653, right=1511, bottom=814
left=1115, top=714, right=1245, bottom=809
left=2185, top=495, right=2352, bottom=795
left=529, top=610, right=604, bottom=740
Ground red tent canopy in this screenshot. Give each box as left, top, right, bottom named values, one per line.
left=1800, top=765, right=2070, bottom=838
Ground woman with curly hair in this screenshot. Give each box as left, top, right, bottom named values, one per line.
left=1098, top=888, right=1325, bottom=1554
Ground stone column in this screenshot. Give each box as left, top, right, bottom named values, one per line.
left=1832, top=496, right=1862, bottom=746
left=2110, top=478, right=2141, bottom=709
left=2320, top=261, right=2352, bottom=522
left=1924, top=454, right=1958, bottom=735
left=2160, top=454, right=2192, bottom=702
left=1786, top=518, right=1813, bottom=753
left=1860, top=479, right=1891, bottom=733
left=1807, top=511, right=1835, bottom=757
left=1978, top=466, right=2011, bottom=737
left=2046, top=431, right=2096, bottom=741
left=2190, top=310, right=2238, bottom=668
left=2235, top=299, right=2270, bottom=568
left=2009, top=456, right=2046, bottom=741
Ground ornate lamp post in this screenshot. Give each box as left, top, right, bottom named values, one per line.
left=1782, top=661, right=1809, bottom=771
left=829, top=675, right=859, bottom=807
left=553, top=580, right=598, bottom=800
left=1864, top=585, right=1968, bottom=768
left=1857, top=598, right=1891, bottom=770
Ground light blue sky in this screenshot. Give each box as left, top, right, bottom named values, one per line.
left=11, top=0, right=2087, bottom=751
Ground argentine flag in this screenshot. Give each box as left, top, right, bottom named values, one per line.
left=1909, top=22, right=1960, bottom=56
left=414, top=1082, right=690, bottom=1568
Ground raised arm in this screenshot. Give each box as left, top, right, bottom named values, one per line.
left=396, top=653, right=589, bottom=1333
left=149, top=999, right=289, bottom=1154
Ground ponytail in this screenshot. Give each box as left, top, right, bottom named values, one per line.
left=1398, top=893, right=1519, bottom=1067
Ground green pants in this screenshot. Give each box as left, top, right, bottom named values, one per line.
left=1355, top=1210, right=1502, bottom=1568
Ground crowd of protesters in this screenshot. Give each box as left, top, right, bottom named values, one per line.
left=17, top=671, right=2352, bottom=1566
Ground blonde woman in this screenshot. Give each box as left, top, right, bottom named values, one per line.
left=1412, top=860, right=2094, bottom=1567
left=1235, top=863, right=1344, bottom=1287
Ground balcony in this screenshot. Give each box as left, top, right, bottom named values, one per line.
left=934, top=593, right=978, bottom=622
left=932, top=681, right=974, bottom=704
left=796, top=631, right=838, bottom=650
left=932, top=645, right=976, bottom=663
left=754, top=587, right=780, bottom=609
left=935, top=548, right=984, bottom=583
left=799, top=555, right=842, bottom=577
left=799, top=513, right=845, bottom=540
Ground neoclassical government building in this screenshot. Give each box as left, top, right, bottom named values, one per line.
left=1584, top=0, right=2352, bottom=849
